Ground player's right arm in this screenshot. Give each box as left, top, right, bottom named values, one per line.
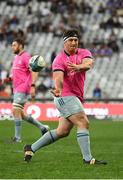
left=0, top=77, right=12, bottom=85
left=1, top=68, right=13, bottom=85
left=51, top=71, right=64, bottom=97
left=51, top=53, right=65, bottom=97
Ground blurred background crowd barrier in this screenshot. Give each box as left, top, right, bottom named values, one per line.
left=0, top=0, right=123, bottom=119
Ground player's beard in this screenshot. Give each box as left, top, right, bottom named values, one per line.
left=14, top=49, right=20, bottom=54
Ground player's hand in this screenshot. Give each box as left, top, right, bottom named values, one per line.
left=0, top=79, right=2, bottom=85
left=67, top=62, right=80, bottom=72
left=50, top=88, right=61, bottom=97
left=0, top=77, right=12, bottom=84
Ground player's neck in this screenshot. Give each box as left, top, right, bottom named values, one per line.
left=64, top=49, right=77, bottom=56
left=18, top=50, right=25, bottom=55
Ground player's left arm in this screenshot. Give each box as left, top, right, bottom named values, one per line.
left=79, top=58, right=94, bottom=71
left=67, top=58, right=94, bottom=72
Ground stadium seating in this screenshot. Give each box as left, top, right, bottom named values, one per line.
left=0, top=0, right=123, bottom=99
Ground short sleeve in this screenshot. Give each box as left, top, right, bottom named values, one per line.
left=52, top=55, right=65, bottom=72
left=81, top=49, right=93, bottom=59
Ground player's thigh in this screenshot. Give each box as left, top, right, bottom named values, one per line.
left=54, top=96, right=89, bottom=128
left=54, top=96, right=84, bottom=118
left=12, top=93, right=28, bottom=117
left=56, top=117, right=73, bottom=137
left=68, top=111, right=89, bottom=129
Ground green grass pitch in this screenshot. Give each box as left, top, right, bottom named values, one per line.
left=0, top=119, right=123, bottom=179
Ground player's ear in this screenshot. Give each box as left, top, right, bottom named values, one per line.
left=20, top=44, right=23, bottom=49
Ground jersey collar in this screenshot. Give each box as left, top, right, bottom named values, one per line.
left=64, top=50, right=78, bottom=56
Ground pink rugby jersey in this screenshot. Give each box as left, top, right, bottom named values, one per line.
left=11, top=51, right=32, bottom=94
left=52, top=48, right=93, bottom=102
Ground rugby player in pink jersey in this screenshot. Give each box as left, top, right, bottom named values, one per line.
left=24, top=30, right=107, bottom=165
left=2, top=38, right=49, bottom=142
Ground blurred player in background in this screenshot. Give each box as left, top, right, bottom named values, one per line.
left=24, top=29, right=107, bottom=165
left=2, top=38, right=49, bottom=142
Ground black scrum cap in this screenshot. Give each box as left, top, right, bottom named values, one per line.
left=63, top=29, right=79, bottom=42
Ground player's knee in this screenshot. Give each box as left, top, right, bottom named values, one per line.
left=84, top=120, right=89, bottom=129
left=84, top=119, right=89, bottom=129
left=12, top=107, right=22, bottom=118
left=77, top=116, right=89, bottom=129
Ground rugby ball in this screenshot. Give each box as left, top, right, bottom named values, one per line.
left=29, top=55, right=46, bottom=72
